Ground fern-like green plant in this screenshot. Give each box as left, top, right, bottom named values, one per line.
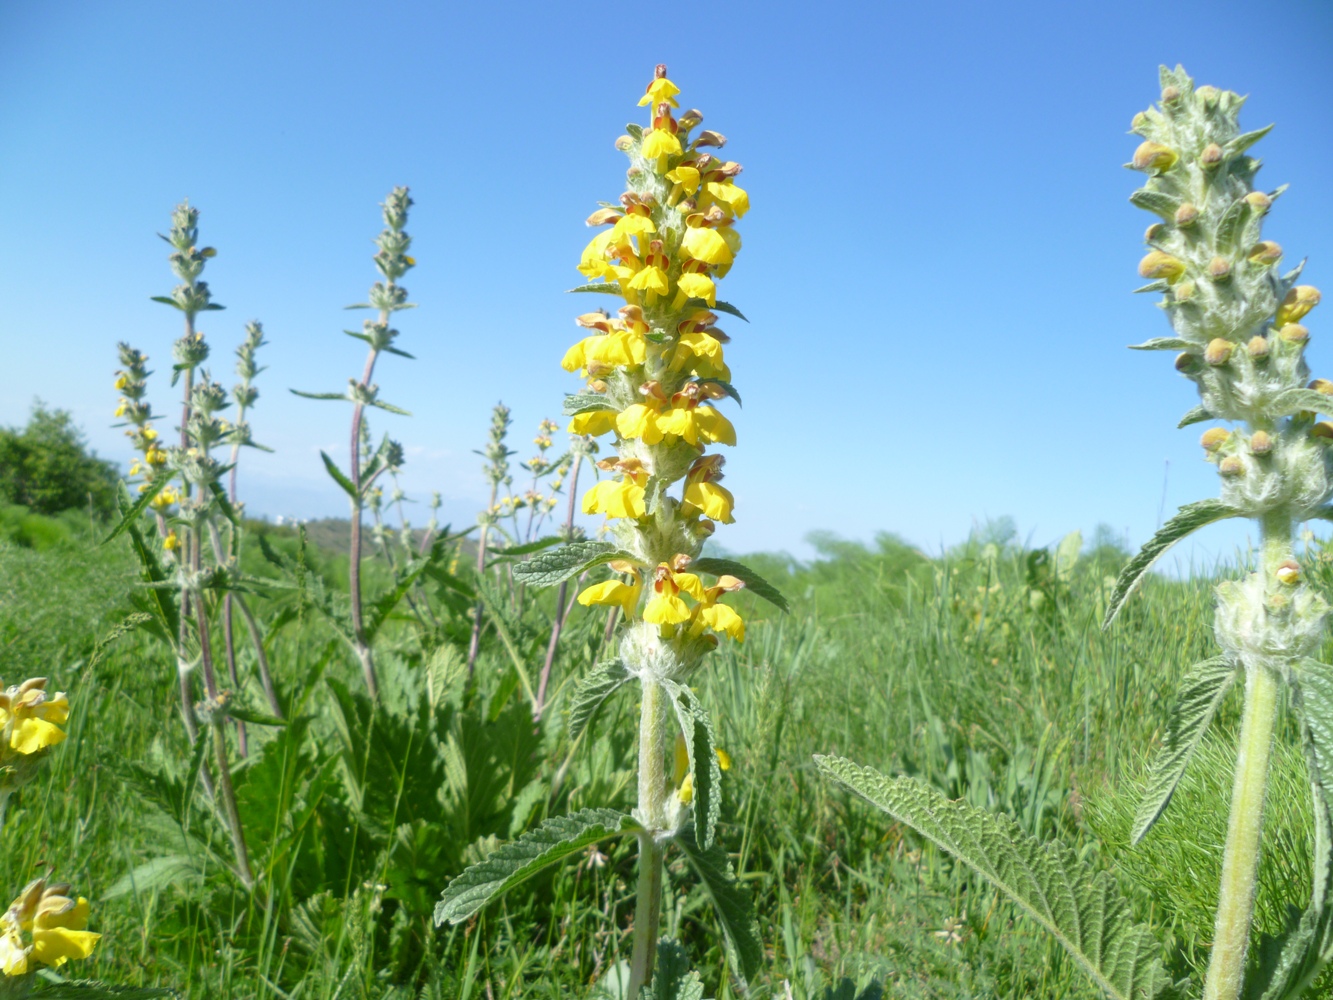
left=815, top=66, right=1333, bottom=1000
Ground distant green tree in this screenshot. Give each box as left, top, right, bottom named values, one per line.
left=0, top=402, right=120, bottom=517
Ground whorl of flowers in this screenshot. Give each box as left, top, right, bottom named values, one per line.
left=1130, top=67, right=1328, bottom=526
left=0, top=878, right=100, bottom=978
left=565, top=65, right=748, bottom=664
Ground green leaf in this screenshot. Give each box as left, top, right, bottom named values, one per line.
left=1272, top=388, right=1333, bottom=418
left=625, top=123, right=644, bottom=140
left=814, top=755, right=1184, bottom=1000
left=676, top=829, right=764, bottom=987
left=642, top=940, right=704, bottom=1000
left=1129, top=189, right=1181, bottom=221
left=434, top=809, right=640, bottom=925
left=384, top=345, right=416, bottom=359
left=702, top=379, right=742, bottom=406
left=490, top=535, right=564, bottom=558
left=1129, top=337, right=1191, bottom=351
left=1226, top=125, right=1273, bottom=159
left=32, top=982, right=181, bottom=999
left=512, top=540, right=632, bottom=588
left=1135, top=280, right=1170, bottom=294
left=567, top=282, right=623, bottom=296
left=207, top=481, right=241, bottom=527
left=1102, top=499, right=1241, bottom=628
left=1178, top=405, right=1213, bottom=428
left=1217, top=197, right=1249, bottom=254
left=563, top=392, right=619, bottom=416
left=1132, top=657, right=1238, bottom=843
left=101, top=475, right=172, bottom=545
left=1244, top=659, right=1333, bottom=1000
left=319, top=451, right=357, bottom=500
left=149, top=295, right=184, bottom=310
left=691, top=557, right=789, bottom=613
left=667, top=682, right=722, bottom=850
left=368, top=398, right=412, bottom=416
left=224, top=706, right=288, bottom=727
left=711, top=300, right=748, bottom=322
left=290, top=389, right=349, bottom=402
left=365, top=549, right=437, bottom=641
left=568, top=659, right=631, bottom=742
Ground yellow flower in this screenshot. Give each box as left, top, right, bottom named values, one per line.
left=577, top=568, right=643, bottom=618
left=568, top=410, right=618, bottom=436
left=0, top=680, right=69, bottom=756
left=145, top=446, right=168, bottom=466
left=149, top=487, right=178, bottom=511
left=701, top=180, right=750, bottom=219
left=1277, top=285, right=1322, bottom=326
left=163, top=530, right=181, bottom=551
left=641, top=128, right=682, bottom=174
left=638, top=75, right=680, bottom=109
left=681, top=226, right=734, bottom=267
left=113, top=399, right=127, bottom=418
left=688, top=574, right=746, bottom=642
left=674, top=270, right=716, bottom=309
left=666, top=165, right=701, bottom=196
left=113, top=373, right=128, bottom=390
left=0, top=918, right=27, bottom=976
left=716, top=748, right=732, bottom=771
left=644, top=564, right=706, bottom=625
left=30, top=897, right=99, bottom=969
left=683, top=481, right=735, bottom=523
left=582, top=479, right=646, bottom=519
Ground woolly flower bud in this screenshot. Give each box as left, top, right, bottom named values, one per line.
left=1248, top=242, right=1283, bottom=266
left=1132, top=142, right=1178, bottom=173
left=1219, top=456, right=1246, bottom=477
left=1276, top=561, right=1301, bottom=585
left=1249, top=431, right=1274, bottom=455
left=1200, top=143, right=1224, bottom=169
left=1201, top=428, right=1230, bottom=452
left=1280, top=324, right=1310, bottom=346
left=1313, top=422, right=1333, bottom=441
left=1174, top=203, right=1199, bottom=227
left=1278, top=286, right=1322, bottom=326
left=1204, top=338, right=1234, bottom=366
left=1247, top=336, right=1270, bottom=361
left=1245, top=191, right=1273, bottom=214
left=1207, top=257, right=1233, bottom=282
left=1309, top=379, right=1333, bottom=397
left=1140, top=251, right=1186, bottom=283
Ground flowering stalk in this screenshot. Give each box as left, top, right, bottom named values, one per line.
left=1121, top=66, right=1333, bottom=1000
left=293, top=187, right=416, bottom=700
left=465, top=403, right=514, bottom=676
left=438, top=67, right=770, bottom=1000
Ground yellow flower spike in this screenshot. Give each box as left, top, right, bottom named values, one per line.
left=616, top=403, right=666, bottom=444
left=568, top=410, right=618, bottom=436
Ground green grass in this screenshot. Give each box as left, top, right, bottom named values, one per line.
left=1, top=513, right=1329, bottom=998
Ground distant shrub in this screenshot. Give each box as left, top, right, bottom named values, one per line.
left=0, top=403, right=119, bottom=517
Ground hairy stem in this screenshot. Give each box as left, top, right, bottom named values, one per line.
left=348, top=344, right=382, bottom=700
left=534, top=455, right=583, bottom=721
left=1203, top=510, right=1289, bottom=1000
left=628, top=677, right=669, bottom=998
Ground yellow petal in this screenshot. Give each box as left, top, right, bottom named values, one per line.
left=0, top=929, right=28, bottom=976
left=656, top=407, right=698, bottom=445
left=672, top=573, right=706, bottom=601
left=11, top=717, right=65, bottom=755
left=577, top=580, right=641, bottom=617
left=684, top=481, right=735, bottom=523
left=699, top=603, right=745, bottom=642
left=627, top=266, right=669, bottom=297
left=666, top=165, right=701, bottom=194
left=716, top=748, right=732, bottom=771
left=692, top=406, right=736, bottom=446
left=638, top=77, right=680, bottom=108
left=617, top=404, right=664, bottom=444
left=562, top=336, right=599, bottom=372
left=610, top=214, right=656, bottom=240
left=675, top=272, right=716, bottom=307
left=705, top=180, right=749, bottom=218
left=568, top=410, right=617, bottom=436
left=640, top=129, right=682, bottom=172
left=588, top=330, right=646, bottom=367
left=681, top=227, right=733, bottom=267
left=37, top=694, right=68, bottom=726
left=644, top=593, right=692, bottom=625
left=31, top=927, right=100, bottom=967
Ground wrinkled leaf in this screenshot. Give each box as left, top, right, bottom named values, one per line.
left=691, top=557, right=789, bottom=613
left=568, top=659, right=631, bottom=742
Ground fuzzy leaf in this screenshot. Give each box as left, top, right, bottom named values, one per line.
left=1132, top=657, right=1238, bottom=843
left=1103, top=499, right=1241, bottom=628
left=676, top=829, right=764, bottom=987
left=711, top=300, right=748, bottom=322
left=368, top=398, right=411, bottom=416
left=642, top=941, right=704, bottom=1000
left=563, top=393, right=618, bottom=416
left=289, top=389, right=349, bottom=402
left=1130, top=189, right=1181, bottom=221
left=1135, top=280, right=1171, bottom=294
left=149, top=295, right=184, bottom=311
left=815, top=755, right=1184, bottom=1000
left=1244, top=659, right=1333, bottom=1000
left=1217, top=197, right=1250, bottom=255
left=667, top=682, right=723, bottom=850
left=567, top=282, right=623, bottom=296
left=490, top=535, right=563, bottom=558
left=568, top=659, right=631, bottom=742
left=512, top=540, right=630, bottom=588
left=1129, top=337, right=1191, bottom=351
left=319, top=451, right=357, bottom=500
left=1178, top=406, right=1213, bottom=428
left=691, top=557, right=789, bottom=613
left=434, top=809, right=639, bottom=925
left=1272, top=388, right=1333, bottom=418
left=101, top=474, right=172, bottom=545
left=1227, top=125, right=1274, bottom=159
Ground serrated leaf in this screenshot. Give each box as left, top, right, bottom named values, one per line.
left=1130, top=189, right=1182, bottom=221
left=666, top=682, right=722, bottom=850
left=434, top=809, right=639, bottom=925
left=319, top=451, right=357, bottom=500
left=567, top=282, right=623, bottom=296
left=1132, top=657, right=1238, bottom=843
left=1102, top=499, right=1241, bottom=628
left=1272, top=388, right=1333, bottom=418
left=1244, top=659, right=1333, bottom=1000
left=1226, top=125, right=1274, bottom=159
left=563, top=392, right=619, bottom=416
left=1179, top=405, right=1213, bottom=428
left=290, top=389, right=349, bottom=402
left=642, top=940, right=704, bottom=1000
left=1129, top=337, right=1191, bottom=351
left=814, top=755, right=1184, bottom=1000
left=691, top=557, right=789, bottom=613
left=568, top=659, right=631, bottom=742
left=207, top=480, right=241, bottom=527
left=711, top=300, right=748, bottom=322
left=676, top=829, right=764, bottom=987
left=512, top=540, right=632, bottom=588
left=101, top=475, right=172, bottom=545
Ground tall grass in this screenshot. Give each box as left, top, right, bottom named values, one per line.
left=1, top=515, right=1324, bottom=998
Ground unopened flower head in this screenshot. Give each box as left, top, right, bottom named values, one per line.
left=0, top=877, right=100, bottom=979
left=567, top=66, right=748, bottom=674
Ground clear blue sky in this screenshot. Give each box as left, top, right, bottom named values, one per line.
left=3, top=0, right=1332, bottom=562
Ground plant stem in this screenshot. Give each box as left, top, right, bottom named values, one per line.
left=465, top=480, right=499, bottom=677
left=534, top=455, right=583, bottom=721
left=628, top=676, right=669, bottom=999
left=1202, top=510, right=1289, bottom=1000
left=348, top=343, right=382, bottom=700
